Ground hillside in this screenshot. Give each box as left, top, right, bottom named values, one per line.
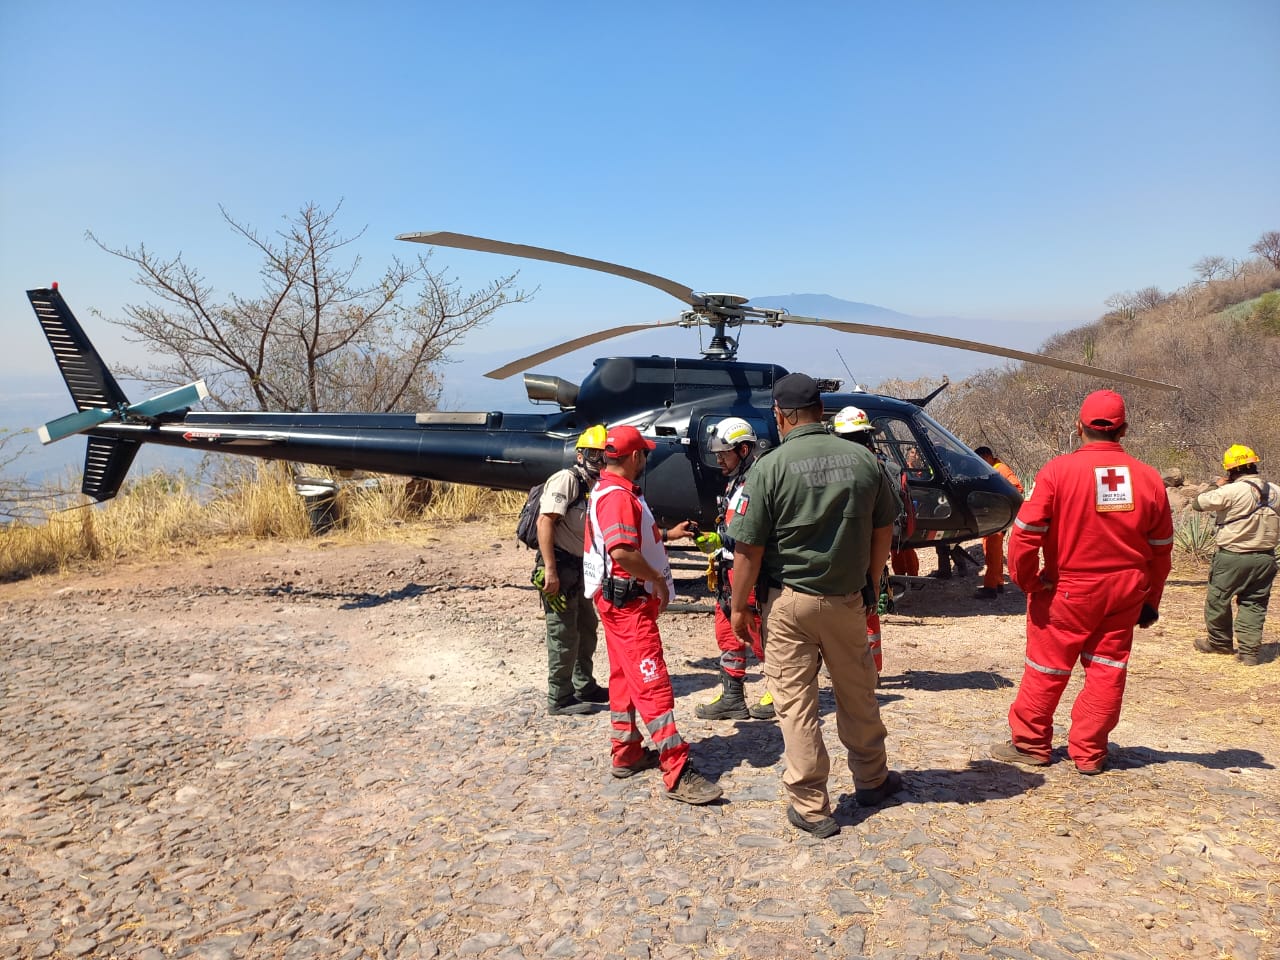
left=897, top=265, right=1280, bottom=484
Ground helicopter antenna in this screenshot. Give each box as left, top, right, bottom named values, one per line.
left=835, top=348, right=856, bottom=383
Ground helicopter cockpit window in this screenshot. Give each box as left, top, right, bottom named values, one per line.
left=915, top=413, right=991, bottom=480
left=695, top=415, right=773, bottom=470
left=873, top=418, right=936, bottom=482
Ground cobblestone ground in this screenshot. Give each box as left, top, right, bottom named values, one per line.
left=1, top=527, right=1276, bottom=960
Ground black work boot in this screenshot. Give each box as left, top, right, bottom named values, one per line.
left=695, top=670, right=749, bottom=720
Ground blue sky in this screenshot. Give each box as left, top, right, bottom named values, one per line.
left=2, top=0, right=1278, bottom=421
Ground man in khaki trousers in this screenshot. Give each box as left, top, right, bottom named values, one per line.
left=729, top=373, right=905, bottom=839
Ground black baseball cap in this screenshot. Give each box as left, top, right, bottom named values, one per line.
left=772, top=372, right=821, bottom=408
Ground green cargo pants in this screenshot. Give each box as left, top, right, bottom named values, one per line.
left=542, top=556, right=601, bottom=708
left=1204, top=548, right=1277, bottom=656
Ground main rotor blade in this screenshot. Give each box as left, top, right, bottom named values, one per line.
left=398, top=231, right=698, bottom=306
left=484, top=320, right=685, bottom=379
left=784, top=316, right=1181, bottom=393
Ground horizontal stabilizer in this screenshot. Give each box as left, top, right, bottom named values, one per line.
left=38, top=407, right=115, bottom=445
left=36, top=380, right=209, bottom=445
left=126, top=380, right=210, bottom=417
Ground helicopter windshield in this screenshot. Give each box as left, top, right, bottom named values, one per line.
left=913, top=412, right=992, bottom=480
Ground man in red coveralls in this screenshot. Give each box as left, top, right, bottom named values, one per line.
left=993, top=390, right=1173, bottom=775
left=583, top=425, right=722, bottom=804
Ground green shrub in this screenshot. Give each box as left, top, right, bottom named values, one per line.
left=1251, top=291, right=1280, bottom=334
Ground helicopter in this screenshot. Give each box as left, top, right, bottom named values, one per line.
left=26, top=232, right=1178, bottom=548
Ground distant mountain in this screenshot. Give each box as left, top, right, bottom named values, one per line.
left=438, top=293, right=1066, bottom=410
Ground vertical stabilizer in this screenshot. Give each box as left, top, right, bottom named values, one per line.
left=27, top=287, right=130, bottom=412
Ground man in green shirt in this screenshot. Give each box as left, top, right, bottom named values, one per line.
left=728, top=373, right=904, bottom=838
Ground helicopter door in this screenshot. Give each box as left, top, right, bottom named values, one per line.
left=873, top=416, right=953, bottom=523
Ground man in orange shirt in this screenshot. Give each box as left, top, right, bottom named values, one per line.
left=973, top=446, right=1024, bottom=600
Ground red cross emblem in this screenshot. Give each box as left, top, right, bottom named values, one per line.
left=1099, top=468, right=1125, bottom=491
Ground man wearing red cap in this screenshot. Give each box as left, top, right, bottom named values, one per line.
left=994, top=389, right=1173, bottom=775
left=583, top=424, right=721, bottom=804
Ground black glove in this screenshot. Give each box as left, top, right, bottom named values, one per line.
left=860, top=575, right=877, bottom=611
left=1137, top=603, right=1159, bottom=628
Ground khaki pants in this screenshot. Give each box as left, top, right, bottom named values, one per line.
left=761, top=586, right=889, bottom=819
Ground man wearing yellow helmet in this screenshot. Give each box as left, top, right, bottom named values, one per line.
left=535, top=424, right=611, bottom=714
left=1191, top=444, right=1279, bottom=666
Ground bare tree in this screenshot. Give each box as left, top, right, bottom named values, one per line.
left=1250, top=230, right=1280, bottom=271
left=1192, top=255, right=1228, bottom=282
left=89, top=202, right=530, bottom=413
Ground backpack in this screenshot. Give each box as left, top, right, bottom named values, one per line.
left=516, top=469, right=586, bottom=550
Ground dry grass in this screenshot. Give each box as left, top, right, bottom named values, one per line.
left=0, top=467, right=526, bottom=582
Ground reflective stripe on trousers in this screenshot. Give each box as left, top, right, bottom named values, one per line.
left=596, top=595, right=689, bottom=789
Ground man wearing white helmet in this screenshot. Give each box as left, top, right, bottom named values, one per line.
left=833, top=406, right=906, bottom=675
left=693, top=416, right=774, bottom=721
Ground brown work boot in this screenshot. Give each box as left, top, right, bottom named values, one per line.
left=1193, top=637, right=1234, bottom=655
left=990, top=740, right=1050, bottom=767
left=612, top=748, right=660, bottom=779
left=663, top=764, right=723, bottom=805
left=1237, top=651, right=1261, bottom=666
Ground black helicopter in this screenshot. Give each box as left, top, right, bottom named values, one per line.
left=27, top=232, right=1178, bottom=547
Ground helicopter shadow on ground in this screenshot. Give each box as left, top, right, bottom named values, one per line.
left=831, top=761, right=1046, bottom=827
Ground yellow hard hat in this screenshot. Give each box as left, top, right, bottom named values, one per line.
left=576, top=424, right=608, bottom=450
left=1223, top=444, right=1260, bottom=471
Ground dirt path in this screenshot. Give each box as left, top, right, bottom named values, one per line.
left=1, top=521, right=1276, bottom=959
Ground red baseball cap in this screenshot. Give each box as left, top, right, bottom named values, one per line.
left=1079, top=389, right=1126, bottom=431
left=605, top=425, right=657, bottom=458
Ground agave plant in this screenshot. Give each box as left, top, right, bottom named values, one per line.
left=1173, top=511, right=1216, bottom=562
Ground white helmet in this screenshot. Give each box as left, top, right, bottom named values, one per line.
left=708, top=416, right=758, bottom=452
left=833, top=406, right=876, bottom=434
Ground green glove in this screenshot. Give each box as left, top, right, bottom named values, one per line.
left=531, top=566, right=568, bottom=613
left=694, top=532, right=722, bottom=555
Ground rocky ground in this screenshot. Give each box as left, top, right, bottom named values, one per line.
left=1, top=521, right=1276, bottom=960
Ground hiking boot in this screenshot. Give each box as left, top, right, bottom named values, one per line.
left=1193, top=637, right=1234, bottom=655
left=787, top=805, right=839, bottom=838
left=547, top=697, right=593, bottom=716
left=854, top=770, right=904, bottom=807
left=612, top=747, right=660, bottom=779
left=1237, top=651, right=1261, bottom=666
left=990, top=740, right=1050, bottom=767
left=695, top=670, right=749, bottom=720
left=663, top=764, right=723, bottom=805
left=973, top=586, right=999, bottom=600
left=576, top=683, right=610, bottom=704
left=1075, top=760, right=1108, bottom=776
left=748, top=690, right=776, bottom=721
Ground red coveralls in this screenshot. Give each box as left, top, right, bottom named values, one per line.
left=983, top=460, right=1025, bottom=590
left=1006, top=441, right=1173, bottom=771
left=713, top=567, right=762, bottom=676
left=585, top=471, right=689, bottom=790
